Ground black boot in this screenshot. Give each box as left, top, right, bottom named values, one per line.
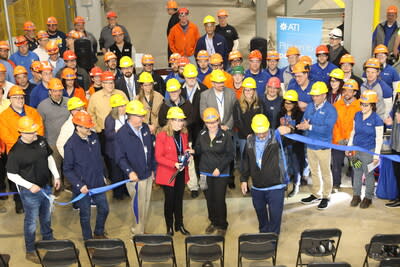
left=15, top=200, right=24, bottom=214
left=167, top=226, right=174, bottom=236
left=288, top=184, right=299, bottom=197
left=175, top=225, right=190, bottom=235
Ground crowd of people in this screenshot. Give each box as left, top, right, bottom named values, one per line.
left=0, top=1, right=400, bottom=264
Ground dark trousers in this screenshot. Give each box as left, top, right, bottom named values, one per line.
left=331, top=149, right=346, bottom=187
left=109, top=157, right=129, bottom=198
left=392, top=150, right=400, bottom=199
left=205, top=176, right=228, bottom=229
left=293, top=142, right=309, bottom=177
left=251, top=188, right=285, bottom=234
left=0, top=154, right=21, bottom=205
left=162, top=172, right=185, bottom=229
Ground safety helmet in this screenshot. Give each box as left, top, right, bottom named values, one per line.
left=166, top=0, right=178, bottom=9
left=342, top=79, right=359, bottom=91
left=267, top=77, right=281, bottom=88
left=316, top=44, right=329, bottom=55
left=228, top=50, right=242, bottom=61
left=196, top=50, right=209, bottom=60
left=89, top=66, right=103, bottom=77
left=15, top=36, right=28, bottom=47
left=329, top=28, right=342, bottom=39
left=46, top=16, right=58, bottom=25
left=178, top=8, right=189, bottom=15
left=48, top=78, right=64, bottom=90
left=209, top=53, right=223, bottom=64
left=138, top=72, right=154, bottom=83
left=230, top=66, right=244, bottom=75
left=202, top=107, right=220, bottom=122
left=248, top=49, right=262, bottom=60
left=387, top=5, right=398, bottom=14
left=251, top=114, right=270, bottom=134
left=242, top=77, right=256, bottom=89
left=210, top=69, right=226, bottom=83
left=373, top=44, right=389, bottom=55
left=104, top=51, right=117, bottom=62
left=267, top=50, right=280, bottom=60
left=61, top=68, right=77, bottom=80
left=141, top=54, right=155, bottom=65
left=364, top=58, right=381, bottom=70
left=0, top=63, right=6, bottom=72
left=217, top=9, right=228, bottom=17
left=23, top=21, right=36, bottom=31
left=166, top=78, right=181, bottom=92
left=74, top=16, right=85, bottom=24
left=67, top=30, right=84, bottom=39
left=63, top=50, right=77, bottom=61
left=309, top=81, right=328, bottom=95
left=396, top=83, right=400, bottom=93
left=283, top=90, right=299, bottom=102
left=8, top=85, right=26, bottom=97
left=329, top=68, right=345, bottom=80
left=37, top=30, right=49, bottom=40
left=203, top=15, right=216, bottom=24
left=101, top=71, right=115, bottom=81
left=119, top=56, right=134, bottom=68
left=106, top=11, right=118, bottom=18
left=360, top=90, right=378, bottom=103
left=339, top=54, right=355, bottom=65
left=13, top=65, right=28, bottom=76
left=169, top=53, right=181, bottom=63
left=18, top=116, right=39, bottom=133
left=110, top=94, right=128, bottom=108
left=299, top=55, right=312, bottom=66
left=30, top=61, right=42, bottom=72
left=167, top=106, right=186, bottom=119
left=111, top=26, right=124, bottom=36
left=0, top=41, right=9, bottom=50
left=183, top=63, right=198, bottom=78
left=72, top=111, right=95, bottom=128
left=286, top=46, right=300, bottom=57
left=67, top=97, right=85, bottom=111
left=40, top=61, right=53, bottom=72
left=46, top=40, right=59, bottom=55
left=291, top=62, right=309, bottom=73
left=177, top=56, right=190, bottom=67
left=126, top=100, right=147, bottom=115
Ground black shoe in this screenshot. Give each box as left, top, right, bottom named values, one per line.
left=300, top=177, right=308, bottom=185
left=175, top=225, right=190, bottom=235
left=205, top=224, right=216, bottom=234
left=191, top=190, right=199, bottom=198
left=228, top=182, right=235, bottom=189
left=301, top=195, right=320, bottom=204
left=167, top=227, right=174, bottom=236
left=288, top=184, right=299, bottom=197
left=317, top=198, right=329, bottom=210
left=385, top=200, right=400, bottom=208
left=15, top=201, right=24, bottom=214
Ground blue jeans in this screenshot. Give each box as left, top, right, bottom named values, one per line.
left=19, top=185, right=54, bottom=252
left=78, top=193, right=109, bottom=240
left=353, top=151, right=375, bottom=199
left=251, top=188, right=284, bottom=234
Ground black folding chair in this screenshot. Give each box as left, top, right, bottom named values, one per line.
left=0, top=253, right=10, bottom=267
left=363, top=234, right=400, bottom=267
left=296, top=228, right=342, bottom=267
left=133, top=234, right=177, bottom=267
left=85, top=239, right=129, bottom=267
left=308, top=263, right=351, bottom=267
left=35, top=240, right=81, bottom=267
left=185, top=235, right=225, bottom=267
left=379, top=258, right=400, bottom=266
left=238, top=233, right=279, bottom=266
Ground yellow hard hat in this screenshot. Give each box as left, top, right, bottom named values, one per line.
left=125, top=100, right=147, bottom=115
left=283, top=90, right=299, bottom=102
left=210, top=69, right=227, bottom=83
left=202, top=107, right=220, bottom=122
left=167, top=106, right=186, bottom=119
left=183, top=63, right=198, bottom=78
left=17, top=116, right=39, bottom=133
left=166, top=78, right=182, bottom=92
left=67, top=97, right=85, bottom=111
left=251, top=114, right=270, bottom=134
left=110, top=94, right=128, bottom=108
left=242, top=77, right=257, bottom=89
left=309, top=81, right=328, bottom=95
left=203, top=15, right=216, bottom=24
left=396, top=83, right=400, bottom=93
left=138, top=72, right=154, bottom=83
left=119, top=56, right=134, bottom=68
left=329, top=68, right=345, bottom=80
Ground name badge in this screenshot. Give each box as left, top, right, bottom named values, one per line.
left=216, top=140, right=222, bottom=143
left=319, top=111, right=325, bottom=115
left=366, top=123, right=372, bottom=126
left=217, top=42, right=222, bottom=46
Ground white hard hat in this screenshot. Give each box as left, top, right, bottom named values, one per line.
left=329, top=28, right=342, bottom=39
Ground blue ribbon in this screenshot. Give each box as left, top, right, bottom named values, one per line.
left=274, top=130, right=290, bottom=185
left=133, top=183, right=139, bottom=224
left=251, top=184, right=287, bottom=191
left=200, top=172, right=230, bottom=177
left=0, top=192, right=19, bottom=197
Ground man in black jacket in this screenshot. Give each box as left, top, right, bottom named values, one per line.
left=240, top=114, right=290, bottom=234
left=115, top=56, right=139, bottom=100
left=166, top=0, right=180, bottom=60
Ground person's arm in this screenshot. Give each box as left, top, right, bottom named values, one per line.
left=48, top=155, right=61, bottom=190
left=7, top=173, right=34, bottom=189
left=232, top=40, right=239, bottom=51
left=63, top=143, right=85, bottom=190
left=347, top=123, right=355, bottom=147
left=393, top=30, right=400, bottom=58
left=374, top=125, right=384, bottom=160
left=308, top=107, right=338, bottom=135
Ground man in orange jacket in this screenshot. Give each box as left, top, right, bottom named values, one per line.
left=0, top=85, right=44, bottom=213
left=332, top=79, right=361, bottom=192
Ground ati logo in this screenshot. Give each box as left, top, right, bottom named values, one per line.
left=280, top=23, right=300, bottom=32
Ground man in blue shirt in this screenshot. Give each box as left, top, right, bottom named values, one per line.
left=10, top=36, right=39, bottom=80
left=297, top=81, right=337, bottom=210
left=289, top=62, right=314, bottom=111
left=282, top=46, right=300, bottom=88
left=372, top=44, right=400, bottom=90
left=29, top=62, right=53, bottom=108
left=244, top=49, right=270, bottom=97
left=266, top=50, right=283, bottom=81
left=310, top=45, right=337, bottom=84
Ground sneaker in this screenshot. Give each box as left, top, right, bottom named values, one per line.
left=385, top=200, right=400, bottom=208
left=191, top=190, right=199, bottom=198
left=205, top=224, right=216, bottom=234
left=317, top=198, right=329, bottom=210
left=360, top=198, right=372, bottom=209
left=350, top=195, right=361, bottom=207
left=26, top=252, right=40, bottom=264
left=301, top=195, right=320, bottom=204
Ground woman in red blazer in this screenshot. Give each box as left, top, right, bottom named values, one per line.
left=155, top=106, right=192, bottom=236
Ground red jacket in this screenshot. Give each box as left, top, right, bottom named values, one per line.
left=155, top=130, right=189, bottom=187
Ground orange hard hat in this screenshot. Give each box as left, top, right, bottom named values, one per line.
left=63, top=50, right=77, bottom=61
left=111, top=26, right=124, bottom=36
left=106, top=11, right=118, bottom=18
left=387, top=5, right=398, bottom=13
left=228, top=50, right=242, bottom=61
left=339, top=54, right=355, bottom=65
left=74, top=16, right=85, bottom=24
left=360, top=90, right=378, bottom=103
left=47, top=16, right=58, bottom=25
left=67, top=30, right=84, bottom=39
left=61, top=68, right=77, bottom=80
left=142, top=54, right=155, bottom=64
left=166, top=0, right=178, bottom=9
left=72, top=111, right=95, bottom=128
left=177, top=56, right=190, bottom=67
left=267, top=77, right=281, bottom=88
left=17, top=116, right=39, bottom=133
left=30, top=61, right=42, bottom=72
left=342, top=79, right=359, bottom=90
left=248, top=49, right=262, bottom=60
left=37, top=30, right=49, bottom=40
left=286, top=46, right=300, bottom=57
left=89, top=66, right=103, bottom=77
left=0, top=63, right=6, bottom=72
left=292, top=62, right=309, bottom=73
left=364, top=58, right=381, bottom=70
left=373, top=44, right=389, bottom=55
left=178, top=8, right=189, bottom=15
left=209, top=53, right=223, bottom=64
left=202, top=107, right=220, bottom=122
left=196, top=50, right=209, bottom=60
left=13, top=65, right=28, bottom=76
left=46, top=40, right=59, bottom=55
left=169, top=53, right=181, bottom=63
left=104, top=51, right=117, bottom=62
left=217, top=9, right=228, bottom=17
left=316, top=44, right=329, bottom=55
left=0, top=41, right=9, bottom=50
left=299, top=55, right=312, bottom=66
left=101, top=71, right=115, bottom=81
left=15, top=36, right=28, bottom=47
left=40, top=61, right=53, bottom=72
left=267, top=50, right=280, bottom=60
left=48, top=78, right=64, bottom=90
left=23, top=21, right=36, bottom=31
left=8, top=85, right=26, bottom=97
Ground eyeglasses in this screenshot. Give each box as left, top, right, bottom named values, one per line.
left=360, top=103, right=370, bottom=107
left=179, top=13, right=188, bottom=17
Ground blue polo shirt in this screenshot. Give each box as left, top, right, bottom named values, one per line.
left=245, top=69, right=271, bottom=97
left=289, top=80, right=314, bottom=104
left=310, top=62, right=337, bottom=84
left=197, top=67, right=211, bottom=82
left=0, top=59, right=15, bottom=84
left=353, top=111, right=383, bottom=150
left=266, top=67, right=284, bottom=81
left=9, top=51, right=39, bottom=80
left=29, top=82, right=49, bottom=108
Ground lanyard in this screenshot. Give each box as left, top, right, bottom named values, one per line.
left=216, top=93, right=224, bottom=105
left=186, top=87, right=196, bottom=102
left=174, top=135, right=182, bottom=154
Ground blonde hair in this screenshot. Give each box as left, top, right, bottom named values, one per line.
left=239, top=88, right=260, bottom=113
left=138, top=84, right=154, bottom=103
left=161, top=119, right=188, bottom=137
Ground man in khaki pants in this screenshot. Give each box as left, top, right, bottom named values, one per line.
left=297, top=82, right=338, bottom=210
